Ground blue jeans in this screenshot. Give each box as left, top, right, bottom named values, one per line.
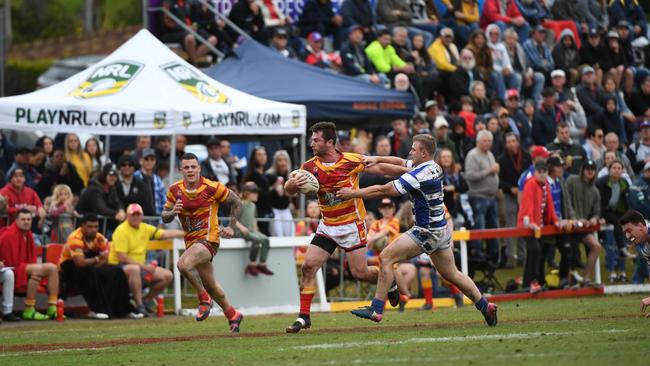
left=468, top=196, right=500, bottom=264
left=604, top=230, right=626, bottom=272
left=491, top=71, right=522, bottom=100
left=355, top=73, right=390, bottom=88
left=493, top=21, right=531, bottom=43
left=632, top=253, right=649, bottom=284
left=531, top=71, right=545, bottom=104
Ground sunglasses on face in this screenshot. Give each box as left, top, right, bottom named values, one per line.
left=121, top=162, right=134, bottom=167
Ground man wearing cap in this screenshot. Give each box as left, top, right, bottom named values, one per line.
left=76, top=164, right=126, bottom=227
left=428, top=27, right=459, bottom=98
left=341, top=25, right=389, bottom=86
left=505, top=89, right=532, bottom=149
left=0, top=168, right=45, bottom=226
left=297, top=0, right=343, bottom=49
left=627, top=120, right=650, bottom=174
left=135, top=148, right=166, bottom=216
left=270, top=27, right=296, bottom=59
left=549, top=69, right=571, bottom=99
left=434, top=116, right=458, bottom=161
left=116, top=155, right=154, bottom=217
left=522, top=25, right=554, bottom=79
left=575, top=65, right=606, bottom=125
left=301, top=32, right=332, bottom=69
left=6, top=147, right=38, bottom=189
left=517, top=145, right=550, bottom=194
left=532, top=87, right=560, bottom=146
left=110, top=203, right=183, bottom=316
left=546, top=122, right=587, bottom=175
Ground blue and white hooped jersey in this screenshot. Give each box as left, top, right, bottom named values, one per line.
left=392, top=160, right=447, bottom=230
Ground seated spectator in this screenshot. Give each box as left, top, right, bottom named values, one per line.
left=360, top=136, right=394, bottom=215
left=298, top=0, right=343, bottom=49
left=576, top=66, right=606, bottom=124
left=486, top=115, right=505, bottom=157
left=582, top=126, right=606, bottom=162
left=486, top=25, right=522, bottom=98
left=300, top=32, right=334, bottom=69
left=192, top=1, right=235, bottom=52
left=608, top=0, right=647, bottom=40
left=440, top=0, right=480, bottom=47
left=266, top=150, right=293, bottom=237
left=598, top=132, right=635, bottom=177
left=269, top=27, right=297, bottom=59
left=236, top=182, right=273, bottom=276
left=0, top=256, right=19, bottom=321
left=602, top=31, right=634, bottom=94
left=579, top=28, right=607, bottom=85
left=407, top=0, right=441, bottom=42
left=516, top=0, right=581, bottom=48
left=480, top=0, right=530, bottom=42
left=552, top=30, right=580, bottom=86
left=616, top=20, right=650, bottom=90
left=76, top=164, right=126, bottom=227
left=592, top=96, right=624, bottom=137
left=116, top=155, right=154, bottom=216
left=448, top=49, right=484, bottom=102
left=469, top=80, right=491, bottom=115
left=44, top=184, right=77, bottom=243
left=340, top=0, right=376, bottom=42
left=532, top=88, right=559, bottom=146
left=7, top=147, right=38, bottom=188
left=457, top=96, right=477, bottom=138
left=64, top=133, right=92, bottom=188
left=522, top=25, right=554, bottom=81
left=550, top=69, right=570, bottom=100
left=229, top=0, right=268, bottom=45
left=134, top=148, right=166, bottom=216
left=603, top=75, right=636, bottom=144
left=257, top=0, right=292, bottom=30
left=392, top=27, right=435, bottom=102
left=341, top=25, right=389, bottom=86
left=35, top=148, right=84, bottom=200
left=387, top=118, right=413, bottom=158
left=433, top=117, right=457, bottom=159
left=517, top=161, right=557, bottom=292
left=411, top=33, right=438, bottom=89
left=502, top=28, right=544, bottom=103
left=0, top=168, right=45, bottom=228
left=365, top=28, right=414, bottom=79
left=428, top=27, right=459, bottom=98
left=160, top=0, right=218, bottom=64
left=0, top=209, right=59, bottom=320
left=556, top=93, right=587, bottom=141
left=59, top=213, right=138, bottom=319
left=376, top=0, right=434, bottom=46
left=551, top=0, right=608, bottom=34
left=546, top=122, right=588, bottom=175
left=108, top=204, right=182, bottom=316
left=35, top=136, right=53, bottom=170
left=626, top=76, right=650, bottom=121
left=449, top=111, right=475, bottom=161
left=467, top=29, right=504, bottom=99
left=85, top=137, right=109, bottom=177
left=597, top=150, right=633, bottom=183
left=367, top=198, right=400, bottom=254
left=28, top=147, right=46, bottom=177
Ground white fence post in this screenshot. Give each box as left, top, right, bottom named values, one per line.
left=460, top=227, right=468, bottom=276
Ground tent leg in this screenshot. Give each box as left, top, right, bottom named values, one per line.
left=104, top=135, right=111, bottom=163
left=170, top=134, right=177, bottom=182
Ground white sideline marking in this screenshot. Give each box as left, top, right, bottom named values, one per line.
left=0, top=346, right=113, bottom=357
left=315, top=352, right=582, bottom=365
left=292, top=329, right=627, bottom=350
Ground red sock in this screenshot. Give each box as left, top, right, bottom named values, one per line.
left=299, top=287, right=315, bottom=317
left=198, top=290, right=210, bottom=303
left=224, top=306, right=237, bottom=320
left=422, top=279, right=433, bottom=305
left=449, top=284, right=461, bottom=295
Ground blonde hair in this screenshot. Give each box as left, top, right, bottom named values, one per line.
left=266, top=150, right=292, bottom=176
left=65, top=133, right=92, bottom=175
left=45, top=184, right=73, bottom=211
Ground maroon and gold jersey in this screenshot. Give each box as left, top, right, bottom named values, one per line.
left=59, top=228, right=108, bottom=266
left=164, top=177, right=229, bottom=247
left=301, top=152, right=366, bottom=226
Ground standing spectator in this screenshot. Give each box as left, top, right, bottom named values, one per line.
left=498, top=132, right=531, bottom=266
left=480, top=0, right=530, bottom=42
left=582, top=126, right=606, bottom=162
left=0, top=169, right=45, bottom=227
left=160, top=0, right=217, bottom=64
left=229, top=0, right=268, bottom=44
left=130, top=136, right=151, bottom=164
left=59, top=213, right=136, bottom=319
left=438, top=147, right=467, bottom=221
left=546, top=123, right=588, bottom=175
left=365, top=28, right=414, bottom=78
left=502, top=28, right=544, bottom=103
left=598, top=150, right=633, bottom=183
left=76, top=164, right=126, bottom=227
left=109, top=204, right=181, bottom=316
left=566, top=160, right=604, bottom=287
left=360, top=136, right=394, bottom=215
left=517, top=161, right=557, bottom=292
left=440, top=0, right=480, bottom=47
left=0, top=131, right=16, bottom=175
left=532, top=88, right=560, bottom=146
left=487, top=25, right=522, bottom=97
left=64, top=133, right=92, bottom=188
left=243, top=147, right=273, bottom=235
left=0, top=209, right=60, bottom=320
left=220, top=138, right=242, bottom=188
left=448, top=49, right=484, bottom=102
left=340, top=0, right=376, bottom=42
left=608, top=0, right=647, bottom=40
left=237, top=182, right=273, bottom=276
left=597, top=160, right=631, bottom=282
left=465, top=130, right=501, bottom=264
left=154, top=136, right=172, bottom=167
left=201, top=138, right=234, bottom=186
left=298, top=0, right=343, bottom=49
left=579, top=28, right=607, bottom=85
left=266, top=150, right=293, bottom=237
left=85, top=138, right=109, bottom=177
left=134, top=148, right=166, bottom=216
left=341, top=25, right=389, bottom=86
left=269, top=27, right=297, bottom=58
left=387, top=119, right=412, bottom=158
left=35, top=149, right=84, bottom=200
left=552, top=30, right=580, bottom=86
left=629, top=166, right=650, bottom=283
left=43, top=184, right=76, bottom=243
left=115, top=155, right=154, bottom=216
left=522, top=25, right=554, bottom=81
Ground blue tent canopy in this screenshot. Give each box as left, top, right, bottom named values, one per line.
left=205, top=40, right=415, bottom=122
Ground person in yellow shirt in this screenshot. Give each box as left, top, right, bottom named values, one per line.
left=441, top=0, right=479, bottom=46
left=64, top=133, right=92, bottom=187
left=109, top=203, right=183, bottom=316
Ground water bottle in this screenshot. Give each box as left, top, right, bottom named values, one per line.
left=144, top=260, right=158, bottom=283
left=523, top=216, right=530, bottom=228
left=157, top=295, right=165, bottom=318
left=56, top=299, right=64, bottom=322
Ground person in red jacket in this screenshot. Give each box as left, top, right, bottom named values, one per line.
left=0, top=168, right=45, bottom=228
left=0, top=209, right=59, bottom=320
left=517, top=161, right=559, bottom=293
left=480, top=0, right=530, bottom=42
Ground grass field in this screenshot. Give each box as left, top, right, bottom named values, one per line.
left=1, top=294, right=648, bottom=366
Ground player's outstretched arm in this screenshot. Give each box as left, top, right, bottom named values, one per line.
left=363, top=155, right=407, bottom=168
left=365, top=162, right=411, bottom=177
left=337, top=182, right=400, bottom=200
left=222, top=189, right=242, bottom=238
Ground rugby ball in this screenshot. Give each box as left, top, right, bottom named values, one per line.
left=289, top=169, right=319, bottom=194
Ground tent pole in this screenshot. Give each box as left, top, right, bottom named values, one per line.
left=170, top=133, right=177, bottom=183
left=104, top=135, right=110, bottom=163
left=299, top=133, right=306, bottom=217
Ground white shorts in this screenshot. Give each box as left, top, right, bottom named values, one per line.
left=406, top=225, right=451, bottom=255
left=313, top=220, right=367, bottom=252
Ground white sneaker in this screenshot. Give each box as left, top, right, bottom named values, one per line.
left=89, top=312, right=109, bottom=320
left=128, top=312, right=144, bottom=319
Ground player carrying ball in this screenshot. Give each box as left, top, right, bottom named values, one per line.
left=162, top=153, right=244, bottom=333
left=284, top=122, right=409, bottom=333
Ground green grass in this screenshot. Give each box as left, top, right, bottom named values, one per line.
left=1, top=295, right=648, bottom=365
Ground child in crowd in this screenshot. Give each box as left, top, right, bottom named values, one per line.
left=43, top=184, right=77, bottom=243
left=236, top=182, right=273, bottom=276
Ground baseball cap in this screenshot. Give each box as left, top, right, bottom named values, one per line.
left=606, top=30, right=620, bottom=39
left=531, top=146, right=550, bottom=159
left=588, top=27, right=599, bottom=37
left=126, top=203, right=143, bottom=215
left=547, top=156, right=564, bottom=167
left=380, top=198, right=395, bottom=207
left=582, top=160, right=597, bottom=170
left=348, top=24, right=363, bottom=34
left=424, top=100, right=438, bottom=110
left=533, top=24, right=546, bottom=33
left=118, top=154, right=136, bottom=167
left=142, top=147, right=155, bottom=158
left=582, top=65, right=595, bottom=75
left=273, top=27, right=289, bottom=37
left=206, top=137, right=221, bottom=148
left=307, top=32, right=323, bottom=42
left=542, top=87, right=555, bottom=97
left=617, top=20, right=630, bottom=29
left=505, top=89, right=519, bottom=99
left=551, top=69, right=566, bottom=78
left=434, top=116, right=449, bottom=129
left=534, top=161, right=548, bottom=170
left=241, top=181, right=260, bottom=193
left=640, top=120, right=650, bottom=129
left=103, top=163, right=118, bottom=176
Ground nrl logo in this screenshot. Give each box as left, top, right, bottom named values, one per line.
left=69, top=60, right=143, bottom=99
left=161, top=62, right=229, bottom=104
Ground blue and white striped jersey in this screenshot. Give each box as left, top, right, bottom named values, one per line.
left=392, top=160, right=447, bottom=230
